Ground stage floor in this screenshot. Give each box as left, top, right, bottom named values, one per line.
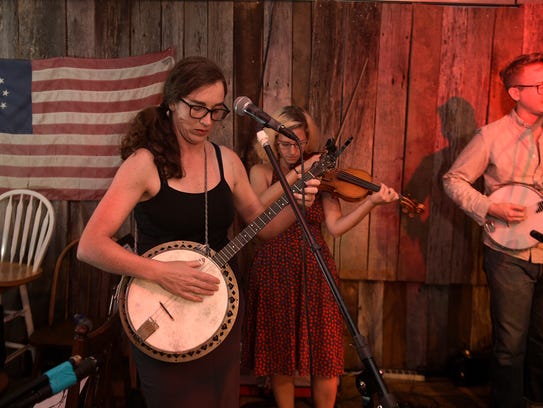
left=240, top=372, right=490, bottom=408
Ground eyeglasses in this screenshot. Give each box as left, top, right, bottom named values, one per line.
left=178, top=98, right=230, bottom=121
left=276, top=140, right=308, bottom=150
left=513, top=82, right=543, bottom=95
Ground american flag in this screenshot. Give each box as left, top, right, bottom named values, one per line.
left=0, top=48, right=175, bottom=201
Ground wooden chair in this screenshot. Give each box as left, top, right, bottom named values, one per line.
left=29, top=238, right=127, bottom=407
left=70, top=310, right=122, bottom=408
left=0, top=189, right=55, bottom=364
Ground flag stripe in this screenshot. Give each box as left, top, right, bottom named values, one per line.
left=32, top=82, right=165, bottom=104
left=32, top=122, right=130, bottom=135
left=32, top=71, right=168, bottom=93
left=1, top=154, right=120, bottom=166
left=1, top=142, right=120, bottom=155
left=33, top=94, right=163, bottom=115
left=0, top=133, right=121, bottom=146
left=0, top=177, right=113, bottom=188
left=0, top=48, right=175, bottom=201
left=32, top=110, right=137, bottom=126
left=31, top=49, right=174, bottom=71
left=0, top=165, right=118, bottom=178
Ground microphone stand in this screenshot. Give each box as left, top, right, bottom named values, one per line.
left=257, top=133, right=398, bottom=408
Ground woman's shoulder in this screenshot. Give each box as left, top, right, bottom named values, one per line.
left=215, top=144, right=245, bottom=170
left=249, top=162, right=273, bottom=188
left=120, top=148, right=157, bottom=174
left=215, top=144, right=236, bottom=158
left=125, top=147, right=155, bottom=163
left=249, top=162, right=272, bottom=177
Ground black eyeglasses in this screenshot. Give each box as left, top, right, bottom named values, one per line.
left=178, top=98, right=230, bottom=121
left=276, top=140, right=308, bottom=150
left=513, top=82, right=543, bottom=95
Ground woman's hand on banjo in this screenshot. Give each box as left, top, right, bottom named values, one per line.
left=156, top=259, right=221, bottom=302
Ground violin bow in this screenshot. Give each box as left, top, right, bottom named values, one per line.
left=334, top=57, right=369, bottom=145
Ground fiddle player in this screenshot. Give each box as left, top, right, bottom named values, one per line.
left=241, top=105, right=398, bottom=408
left=443, top=53, right=543, bottom=407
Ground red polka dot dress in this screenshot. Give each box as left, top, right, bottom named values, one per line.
left=242, top=194, right=344, bottom=378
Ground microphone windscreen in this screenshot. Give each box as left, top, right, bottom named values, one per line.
left=234, top=96, right=252, bottom=115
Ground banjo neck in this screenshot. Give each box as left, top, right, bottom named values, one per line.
left=212, top=138, right=343, bottom=266
left=212, top=167, right=320, bottom=267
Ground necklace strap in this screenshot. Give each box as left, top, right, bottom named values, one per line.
left=203, top=144, right=210, bottom=256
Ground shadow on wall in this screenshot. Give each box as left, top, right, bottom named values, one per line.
left=403, top=96, right=480, bottom=278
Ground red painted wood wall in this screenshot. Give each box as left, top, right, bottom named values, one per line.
left=2, top=0, right=541, bottom=373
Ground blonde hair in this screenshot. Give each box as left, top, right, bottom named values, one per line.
left=253, top=106, right=321, bottom=163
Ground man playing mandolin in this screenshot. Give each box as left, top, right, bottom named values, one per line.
left=443, top=53, right=543, bottom=408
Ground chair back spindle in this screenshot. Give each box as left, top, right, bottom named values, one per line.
left=0, top=190, right=55, bottom=272
left=0, top=189, right=56, bottom=364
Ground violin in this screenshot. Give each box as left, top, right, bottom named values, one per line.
left=319, top=168, right=425, bottom=218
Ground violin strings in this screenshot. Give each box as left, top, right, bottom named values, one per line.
left=336, top=170, right=379, bottom=193
left=336, top=170, right=420, bottom=212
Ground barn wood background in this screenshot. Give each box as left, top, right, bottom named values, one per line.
left=2, top=0, right=542, bottom=374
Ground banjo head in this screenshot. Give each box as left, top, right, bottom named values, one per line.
left=118, top=240, right=239, bottom=362
left=486, top=184, right=543, bottom=250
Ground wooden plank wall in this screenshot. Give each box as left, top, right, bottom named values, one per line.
left=1, top=0, right=542, bottom=373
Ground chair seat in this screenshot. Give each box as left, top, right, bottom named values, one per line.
left=0, top=262, right=42, bottom=288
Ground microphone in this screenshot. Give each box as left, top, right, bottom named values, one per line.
left=530, top=230, right=543, bottom=243
left=0, top=356, right=97, bottom=408
left=234, top=96, right=299, bottom=142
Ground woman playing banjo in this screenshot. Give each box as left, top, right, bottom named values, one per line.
left=77, top=56, right=320, bottom=407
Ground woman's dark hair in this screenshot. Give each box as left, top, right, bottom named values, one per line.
left=120, top=56, right=227, bottom=179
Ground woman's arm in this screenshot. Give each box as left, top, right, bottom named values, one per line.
left=77, top=149, right=220, bottom=301
left=249, top=163, right=298, bottom=207
left=322, top=183, right=399, bottom=237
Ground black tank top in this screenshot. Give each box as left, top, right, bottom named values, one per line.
left=134, top=143, right=235, bottom=255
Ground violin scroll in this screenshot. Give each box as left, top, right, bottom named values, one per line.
left=399, top=194, right=425, bottom=218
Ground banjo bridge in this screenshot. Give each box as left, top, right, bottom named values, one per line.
left=136, top=317, right=159, bottom=340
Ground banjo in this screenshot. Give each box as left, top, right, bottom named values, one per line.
left=484, top=183, right=543, bottom=250
left=117, top=142, right=342, bottom=362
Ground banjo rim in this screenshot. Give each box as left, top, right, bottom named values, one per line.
left=117, top=240, right=239, bottom=363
